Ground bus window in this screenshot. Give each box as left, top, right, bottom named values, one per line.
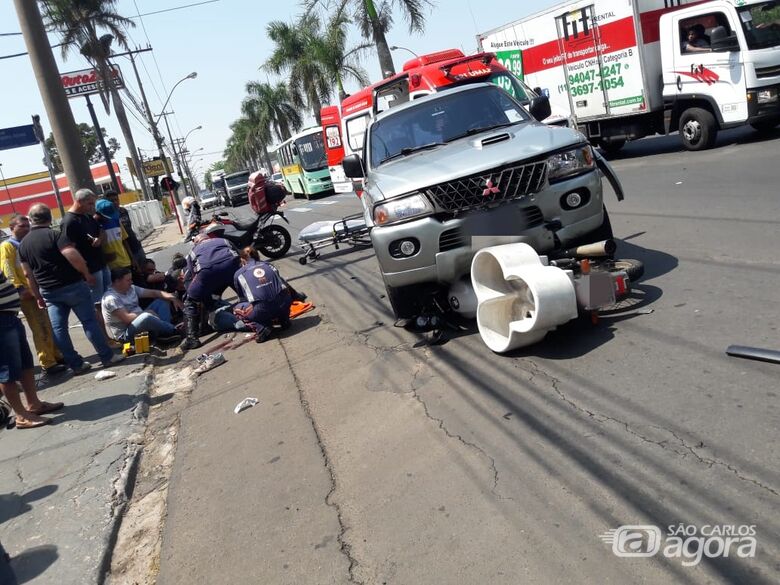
left=294, top=132, right=327, bottom=171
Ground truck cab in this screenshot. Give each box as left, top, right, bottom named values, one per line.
left=661, top=0, right=780, bottom=149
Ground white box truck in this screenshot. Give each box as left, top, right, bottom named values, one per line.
left=478, top=0, right=780, bottom=151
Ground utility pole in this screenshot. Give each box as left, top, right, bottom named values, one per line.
left=84, top=94, right=120, bottom=192
left=176, top=139, right=199, bottom=194
left=13, top=0, right=96, bottom=201
left=125, top=48, right=186, bottom=208
left=160, top=112, right=191, bottom=199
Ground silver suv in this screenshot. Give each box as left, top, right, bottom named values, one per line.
left=343, top=83, right=619, bottom=319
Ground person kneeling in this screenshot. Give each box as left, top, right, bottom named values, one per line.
left=102, top=267, right=183, bottom=345
left=233, top=247, right=301, bottom=343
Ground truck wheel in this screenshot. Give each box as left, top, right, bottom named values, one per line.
left=750, top=117, right=780, bottom=133
left=679, top=108, right=717, bottom=151
left=598, top=139, right=625, bottom=157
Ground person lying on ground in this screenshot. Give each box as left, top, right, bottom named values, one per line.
left=232, top=246, right=306, bottom=343
left=1, top=269, right=63, bottom=429
left=102, top=267, right=183, bottom=344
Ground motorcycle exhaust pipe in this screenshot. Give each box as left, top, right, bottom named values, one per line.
left=553, top=239, right=616, bottom=259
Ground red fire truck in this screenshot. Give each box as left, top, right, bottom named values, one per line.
left=321, top=48, right=569, bottom=194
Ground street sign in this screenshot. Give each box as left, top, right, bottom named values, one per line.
left=61, top=65, right=125, bottom=98
left=126, top=157, right=173, bottom=178
left=0, top=125, right=38, bottom=151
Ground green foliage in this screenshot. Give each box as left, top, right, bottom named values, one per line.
left=44, top=123, right=121, bottom=173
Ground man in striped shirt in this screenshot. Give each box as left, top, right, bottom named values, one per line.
left=1, top=270, right=64, bottom=429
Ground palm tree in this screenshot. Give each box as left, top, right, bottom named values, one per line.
left=307, top=0, right=433, bottom=78
left=316, top=0, right=372, bottom=100
left=41, top=0, right=151, bottom=199
left=241, top=99, right=275, bottom=172
left=265, top=14, right=332, bottom=124
left=243, top=82, right=302, bottom=143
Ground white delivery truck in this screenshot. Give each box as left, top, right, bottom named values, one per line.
left=478, top=0, right=780, bottom=151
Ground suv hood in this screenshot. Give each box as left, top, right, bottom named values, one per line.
left=368, top=123, right=583, bottom=200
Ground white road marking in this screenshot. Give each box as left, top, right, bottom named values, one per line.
left=288, top=207, right=312, bottom=213
left=314, top=201, right=338, bottom=205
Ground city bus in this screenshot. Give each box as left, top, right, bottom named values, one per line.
left=274, top=127, right=333, bottom=199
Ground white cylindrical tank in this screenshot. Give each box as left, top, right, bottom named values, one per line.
left=471, top=243, right=578, bottom=353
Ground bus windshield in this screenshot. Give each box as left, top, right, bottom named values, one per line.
left=295, top=133, right=328, bottom=172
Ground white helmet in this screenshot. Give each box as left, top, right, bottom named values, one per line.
left=182, top=196, right=195, bottom=210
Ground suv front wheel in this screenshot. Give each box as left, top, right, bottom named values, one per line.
left=383, top=279, right=423, bottom=320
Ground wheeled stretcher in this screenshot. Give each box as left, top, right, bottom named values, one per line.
left=297, top=213, right=371, bottom=265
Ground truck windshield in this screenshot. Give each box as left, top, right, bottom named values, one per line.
left=225, top=173, right=249, bottom=187
left=295, top=132, right=328, bottom=171
left=738, top=1, right=780, bottom=50
left=369, top=85, right=529, bottom=168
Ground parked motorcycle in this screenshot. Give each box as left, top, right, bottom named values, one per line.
left=198, top=209, right=292, bottom=259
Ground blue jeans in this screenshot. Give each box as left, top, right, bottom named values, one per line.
left=120, top=299, right=176, bottom=342
left=40, top=281, right=114, bottom=368
left=0, top=312, right=34, bottom=383
left=89, top=266, right=111, bottom=305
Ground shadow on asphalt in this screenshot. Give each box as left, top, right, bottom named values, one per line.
left=0, top=543, right=58, bottom=585
left=421, top=335, right=779, bottom=584
left=599, top=126, right=780, bottom=161
left=51, top=393, right=140, bottom=423
left=0, top=485, right=58, bottom=525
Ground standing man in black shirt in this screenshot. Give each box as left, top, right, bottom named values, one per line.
left=104, top=190, right=146, bottom=268
left=19, top=204, right=123, bottom=374
left=59, top=188, right=112, bottom=340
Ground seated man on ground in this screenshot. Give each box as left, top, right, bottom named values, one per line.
left=102, top=267, right=183, bottom=344
left=232, top=246, right=305, bottom=343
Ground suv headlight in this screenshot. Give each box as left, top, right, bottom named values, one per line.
left=373, top=193, right=433, bottom=226
left=547, top=145, right=595, bottom=182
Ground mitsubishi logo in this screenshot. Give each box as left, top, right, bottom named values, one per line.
left=482, top=178, right=500, bottom=197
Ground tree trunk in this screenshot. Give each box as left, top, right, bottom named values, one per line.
left=14, top=0, right=96, bottom=209
left=110, top=82, right=152, bottom=200
left=261, top=143, right=273, bottom=173
left=365, top=0, right=395, bottom=77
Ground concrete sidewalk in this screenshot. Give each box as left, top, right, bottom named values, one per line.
left=0, top=220, right=181, bottom=585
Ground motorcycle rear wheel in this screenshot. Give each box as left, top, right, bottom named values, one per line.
left=256, top=224, right=291, bottom=259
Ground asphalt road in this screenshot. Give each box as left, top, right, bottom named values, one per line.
left=154, top=126, right=779, bottom=584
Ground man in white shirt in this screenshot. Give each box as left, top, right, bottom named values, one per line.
left=102, top=267, right=183, bottom=344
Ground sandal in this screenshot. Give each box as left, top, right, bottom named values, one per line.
left=29, top=401, right=64, bottom=415
left=15, top=415, right=52, bottom=429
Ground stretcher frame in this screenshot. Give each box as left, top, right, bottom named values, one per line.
left=298, top=213, right=372, bottom=265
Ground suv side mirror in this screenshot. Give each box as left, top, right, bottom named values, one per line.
left=529, top=95, right=552, bottom=122
left=710, top=26, right=740, bottom=52
left=343, top=154, right=365, bottom=178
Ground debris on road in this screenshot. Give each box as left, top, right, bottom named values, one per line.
left=95, top=370, right=117, bottom=381
left=192, top=353, right=226, bottom=376
left=234, top=398, right=259, bottom=414
left=726, top=345, right=780, bottom=365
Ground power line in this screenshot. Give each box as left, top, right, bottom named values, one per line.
left=129, top=0, right=221, bottom=19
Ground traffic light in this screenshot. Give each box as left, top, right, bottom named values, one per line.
left=160, top=176, right=178, bottom=192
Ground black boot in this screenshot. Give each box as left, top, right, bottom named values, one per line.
left=180, top=314, right=202, bottom=351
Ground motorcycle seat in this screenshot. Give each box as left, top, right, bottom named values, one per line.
left=232, top=217, right=259, bottom=232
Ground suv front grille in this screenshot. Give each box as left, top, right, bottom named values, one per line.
left=424, top=161, right=548, bottom=212
left=756, top=65, right=780, bottom=79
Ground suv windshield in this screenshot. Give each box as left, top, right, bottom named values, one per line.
left=295, top=132, right=327, bottom=171
left=369, top=85, right=529, bottom=168
left=739, top=1, right=780, bottom=50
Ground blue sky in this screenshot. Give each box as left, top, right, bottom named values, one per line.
left=0, top=0, right=557, bottom=186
